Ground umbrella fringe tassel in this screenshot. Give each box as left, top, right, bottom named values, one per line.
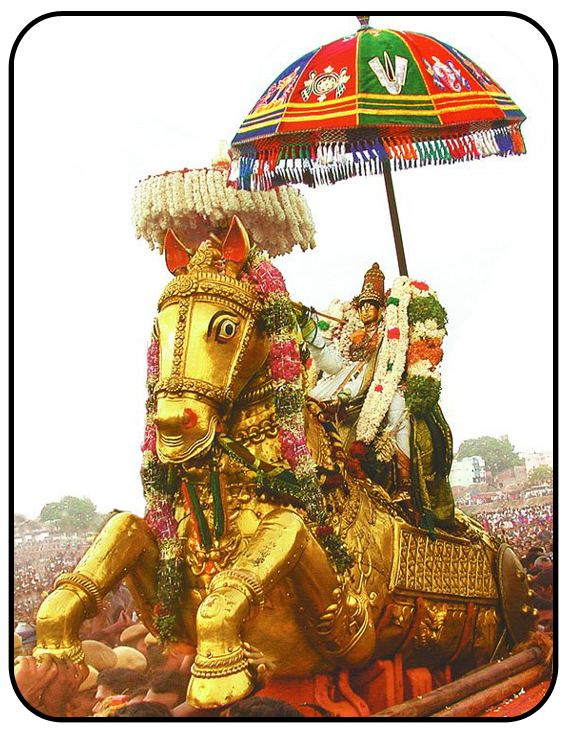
left=231, top=124, right=526, bottom=191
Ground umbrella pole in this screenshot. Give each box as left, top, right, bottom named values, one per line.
left=382, top=159, right=408, bottom=276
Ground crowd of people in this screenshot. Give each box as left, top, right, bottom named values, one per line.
left=474, top=503, right=553, bottom=552
left=473, top=502, right=553, bottom=631
left=14, top=572, right=300, bottom=718
left=14, top=541, right=89, bottom=628
left=13, top=496, right=553, bottom=718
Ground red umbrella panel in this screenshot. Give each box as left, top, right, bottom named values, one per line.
left=230, top=28, right=526, bottom=191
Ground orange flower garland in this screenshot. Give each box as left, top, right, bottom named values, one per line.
left=407, top=338, right=443, bottom=367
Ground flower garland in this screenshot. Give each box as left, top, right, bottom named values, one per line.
left=355, top=278, right=448, bottom=443
left=334, top=301, right=364, bottom=362
left=247, top=250, right=353, bottom=572
left=140, top=323, right=185, bottom=643
left=132, top=167, right=316, bottom=257
left=405, top=281, right=447, bottom=416
left=356, top=277, right=412, bottom=444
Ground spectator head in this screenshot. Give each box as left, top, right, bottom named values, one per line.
left=144, top=671, right=189, bottom=710
left=533, top=567, right=553, bottom=592
left=114, top=702, right=172, bottom=718
left=147, top=642, right=194, bottom=673
left=67, top=665, right=99, bottom=717
left=126, top=685, right=151, bottom=705
left=82, top=640, right=117, bottom=671
left=95, top=668, right=148, bottom=703
left=534, top=555, right=553, bottom=571
left=224, top=696, right=304, bottom=717
left=119, top=623, right=149, bottom=657
left=113, top=646, right=148, bottom=673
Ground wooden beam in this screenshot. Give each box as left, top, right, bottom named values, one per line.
left=372, top=646, right=542, bottom=718
left=382, top=160, right=408, bottom=276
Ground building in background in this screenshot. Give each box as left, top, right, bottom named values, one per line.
left=493, top=465, right=527, bottom=491
left=450, top=456, right=486, bottom=488
left=519, top=451, right=553, bottom=475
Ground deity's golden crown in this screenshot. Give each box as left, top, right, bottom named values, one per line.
left=358, top=263, right=385, bottom=307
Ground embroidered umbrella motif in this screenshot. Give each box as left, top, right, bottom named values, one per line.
left=230, top=18, right=526, bottom=271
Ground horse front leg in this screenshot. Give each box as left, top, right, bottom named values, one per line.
left=187, top=508, right=375, bottom=708
left=34, top=512, right=158, bottom=663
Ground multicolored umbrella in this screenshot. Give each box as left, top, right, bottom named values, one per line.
left=230, top=17, right=526, bottom=271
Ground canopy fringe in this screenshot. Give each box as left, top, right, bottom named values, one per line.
left=230, top=124, right=526, bottom=191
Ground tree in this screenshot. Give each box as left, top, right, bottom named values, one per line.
left=39, top=496, right=100, bottom=535
left=456, top=436, right=523, bottom=476
left=528, top=465, right=553, bottom=487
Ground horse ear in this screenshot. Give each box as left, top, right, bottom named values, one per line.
left=164, top=229, right=190, bottom=274
left=222, top=216, right=250, bottom=277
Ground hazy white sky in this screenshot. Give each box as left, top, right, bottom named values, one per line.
left=12, top=12, right=554, bottom=518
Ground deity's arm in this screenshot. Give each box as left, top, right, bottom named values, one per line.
left=300, top=313, right=346, bottom=376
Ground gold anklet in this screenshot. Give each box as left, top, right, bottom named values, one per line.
left=54, top=572, right=104, bottom=615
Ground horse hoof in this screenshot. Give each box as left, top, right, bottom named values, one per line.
left=33, top=643, right=85, bottom=664
left=186, top=667, right=254, bottom=709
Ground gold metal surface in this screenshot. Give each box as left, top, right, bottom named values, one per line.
left=392, top=527, right=498, bottom=599
left=34, top=246, right=521, bottom=708
left=495, top=544, right=537, bottom=644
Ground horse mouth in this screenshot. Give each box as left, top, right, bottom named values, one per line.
left=157, top=415, right=218, bottom=464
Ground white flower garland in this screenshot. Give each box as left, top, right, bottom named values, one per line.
left=132, top=167, right=316, bottom=257
left=356, top=276, right=411, bottom=444
left=407, top=360, right=442, bottom=379
left=409, top=319, right=446, bottom=343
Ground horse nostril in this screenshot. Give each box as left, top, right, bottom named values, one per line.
left=182, top=408, right=198, bottom=429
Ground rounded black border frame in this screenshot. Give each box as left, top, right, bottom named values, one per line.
left=7, top=9, right=558, bottom=723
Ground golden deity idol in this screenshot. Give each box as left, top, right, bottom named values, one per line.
left=33, top=164, right=535, bottom=711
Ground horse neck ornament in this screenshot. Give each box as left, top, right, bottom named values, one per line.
left=154, top=242, right=268, bottom=464
left=33, top=217, right=536, bottom=712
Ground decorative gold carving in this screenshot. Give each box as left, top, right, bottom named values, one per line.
left=159, top=271, right=260, bottom=314
left=170, top=298, right=189, bottom=381
left=154, top=376, right=234, bottom=405
left=53, top=573, right=104, bottom=615
left=33, top=248, right=515, bottom=711
left=235, top=380, right=274, bottom=407
left=473, top=606, right=499, bottom=658
left=209, top=568, right=265, bottom=610
left=393, top=528, right=498, bottom=599
left=337, top=481, right=362, bottom=538
left=233, top=412, right=279, bottom=446
left=190, top=647, right=248, bottom=679
left=33, top=642, right=85, bottom=664
left=392, top=603, right=414, bottom=629
left=188, top=242, right=220, bottom=271
left=312, top=584, right=372, bottom=661
left=414, top=604, right=448, bottom=650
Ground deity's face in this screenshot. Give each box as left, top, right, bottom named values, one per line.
left=359, top=301, right=381, bottom=325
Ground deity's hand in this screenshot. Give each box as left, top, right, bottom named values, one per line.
left=14, top=655, right=59, bottom=710
left=242, top=642, right=276, bottom=691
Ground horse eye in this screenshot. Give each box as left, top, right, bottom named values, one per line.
left=215, top=317, right=239, bottom=343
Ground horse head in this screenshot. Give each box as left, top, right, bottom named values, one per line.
left=153, top=217, right=269, bottom=463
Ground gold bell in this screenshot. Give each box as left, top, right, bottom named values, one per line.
left=521, top=604, right=530, bottom=614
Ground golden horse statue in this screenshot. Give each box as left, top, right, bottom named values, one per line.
left=34, top=218, right=535, bottom=710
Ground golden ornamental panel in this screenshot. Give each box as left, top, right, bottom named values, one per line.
left=393, top=528, right=498, bottom=599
